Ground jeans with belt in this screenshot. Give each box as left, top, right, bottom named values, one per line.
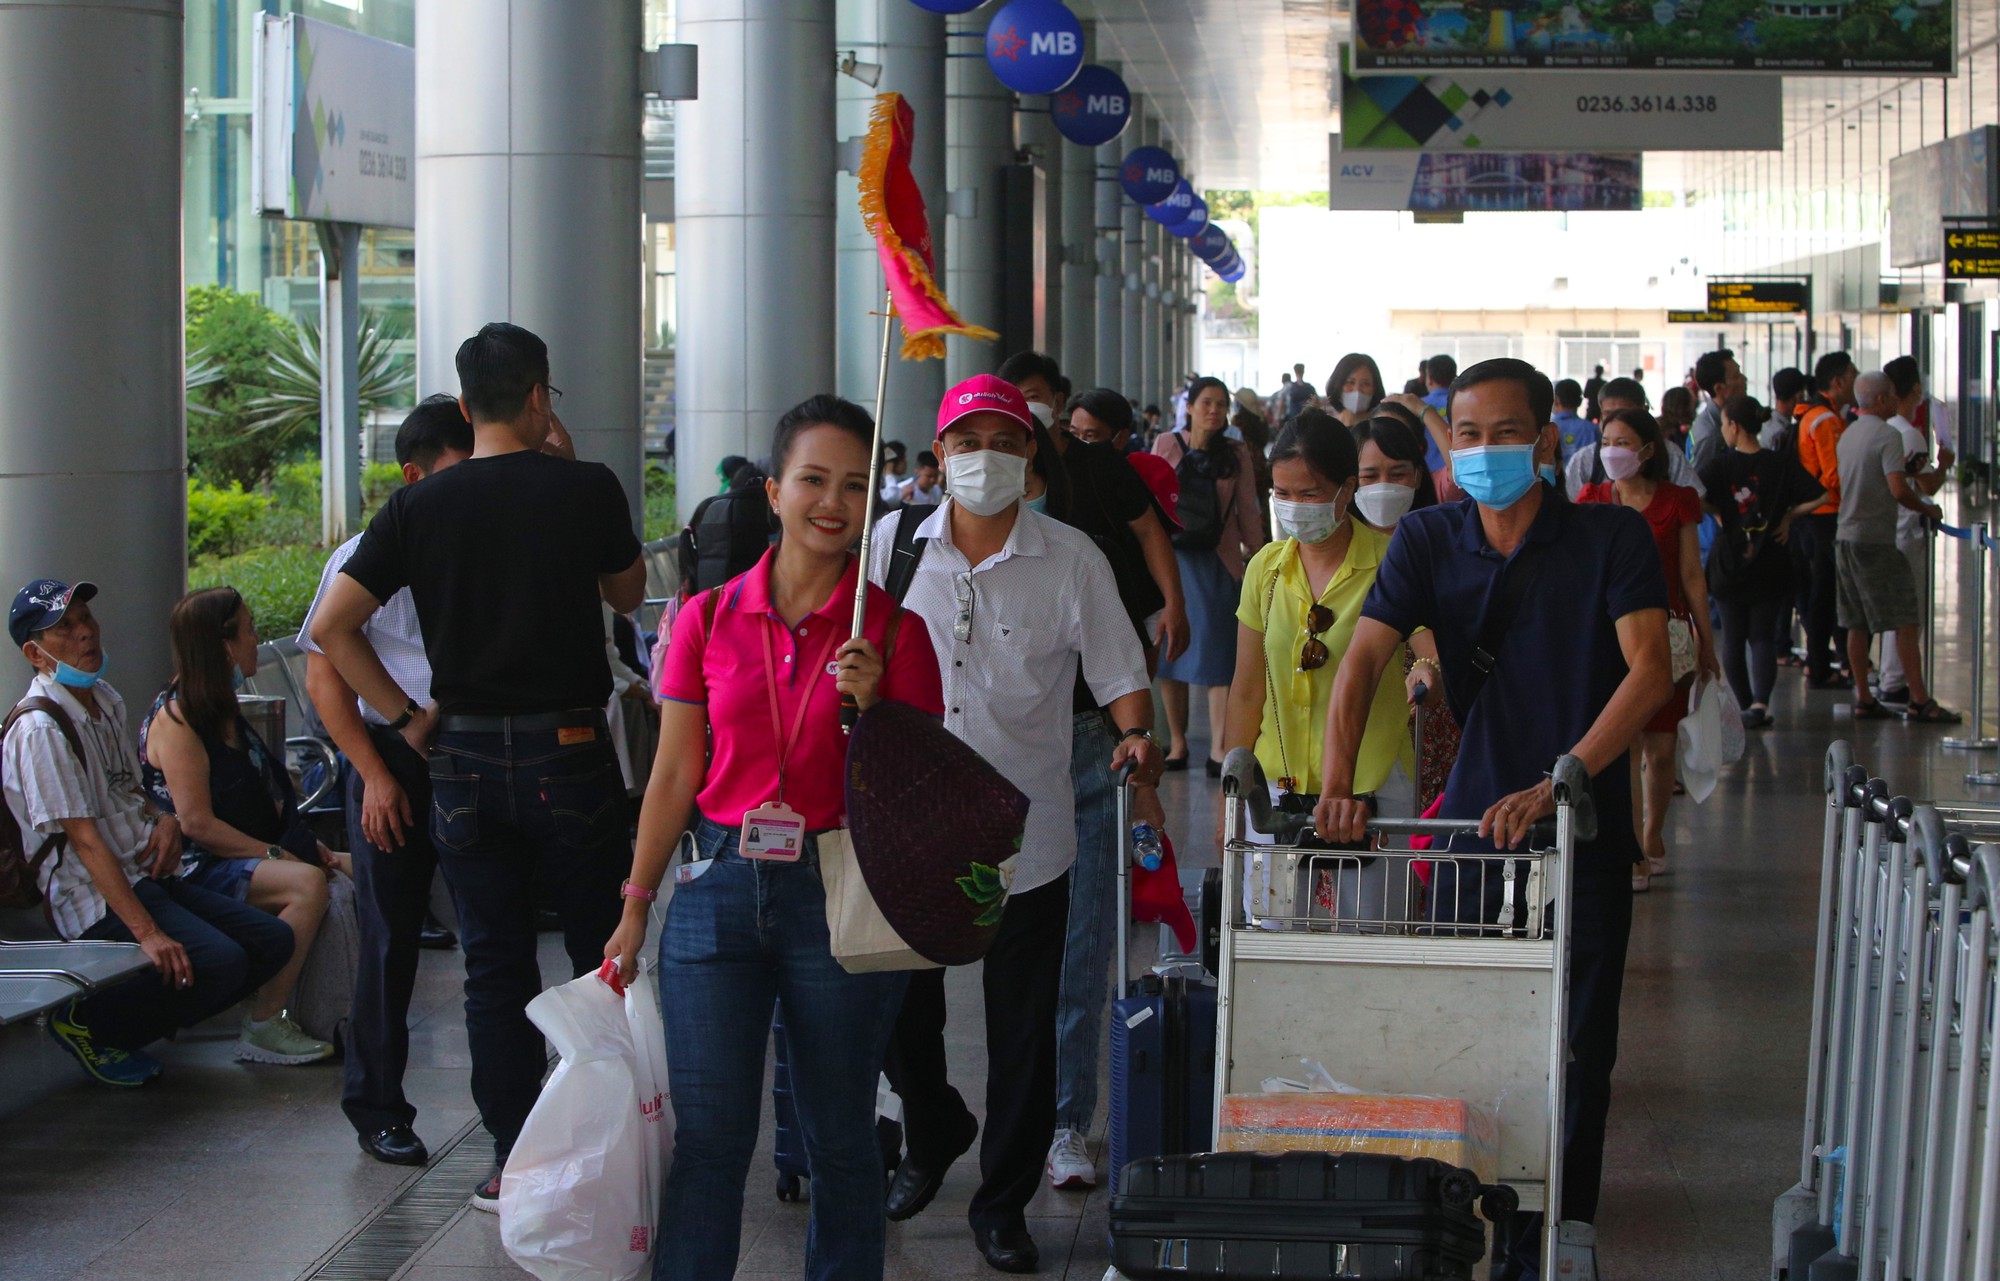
left=654, top=818, right=908, bottom=1281
left=343, top=724, right=439, bottom=1138
left=427, top=712, right=629, bottom=1163
left=1055, top=710, right=1120, bottom=1133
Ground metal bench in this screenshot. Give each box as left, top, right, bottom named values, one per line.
left=0, top=972, right=85, bottom=1026
left=0, top=938, right=153, bottom=993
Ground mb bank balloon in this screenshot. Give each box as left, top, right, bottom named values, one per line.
left=984, top=0, right=1084, bottom=96
left=1050, top=64, right=1131, bottom=147
left=1120, top=146, right=1179, bottom=205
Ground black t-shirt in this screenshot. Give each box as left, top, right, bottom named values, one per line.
left=1697, top=448, right=1821, bottom=600
left=342, top=450, right=642, bottom=714
left=1058, top=440, right=1164, bottom=713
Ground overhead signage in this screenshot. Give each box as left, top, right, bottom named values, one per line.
left=1050, top=64, right=1131, bottom=147
left=1668, top=310, right=1728, bottom=324
left=254, top=14, right=414, bottom=228
left=1192, top=224, right=1230, bottom=262
left=1169, top=194, right=1209, bottom=237
left=1146, top=180, right=1196, bottom=225
left=1944, top=222, right=2000, bottom=280
left=1889, top=128, right=1998, bottom=268
left=1120, top=146, right=1180, bottom=205
left=984, top=0, right=1083, bottom=96
left=1352, top=0, right=1952, bottom=75
left=1328, top=141, right=1641, bottom=213
left=1707, top=279, right=1808, bottom=314
left=1341, top=64, right=1780, bottom=153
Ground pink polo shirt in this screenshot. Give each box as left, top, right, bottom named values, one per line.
left=659, top=551, right=944, bottom=829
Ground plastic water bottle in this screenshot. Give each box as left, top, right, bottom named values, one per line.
left=1131, top=822, right=1164, bottom=871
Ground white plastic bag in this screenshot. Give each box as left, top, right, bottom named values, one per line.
left=501, top=959, right=674, bottom=1281
left=1678, top=676, right=1724, bottom=804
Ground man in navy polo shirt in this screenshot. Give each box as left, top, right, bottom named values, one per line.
left=1314, top=357, right=1674, bottom=1279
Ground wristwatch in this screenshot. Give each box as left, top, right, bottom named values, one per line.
left=264, top=846, right=284, bottom=861
left=386, top=698, right=421, bottom=732
left=1119, top=727, right=1154, bottom=744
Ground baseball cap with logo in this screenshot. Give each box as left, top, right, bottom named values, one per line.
left=9, top=580, right=98, bottom=647
left=935, top=374, right=1036, bottom=440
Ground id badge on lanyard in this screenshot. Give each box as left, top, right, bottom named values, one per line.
left=740, top=619, right=839, bottom=861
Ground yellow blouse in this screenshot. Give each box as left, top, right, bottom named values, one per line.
left=1235, top=525, right=1414, bottom=797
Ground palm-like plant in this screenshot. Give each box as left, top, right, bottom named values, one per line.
left=240, top=311, right=414, bottom=453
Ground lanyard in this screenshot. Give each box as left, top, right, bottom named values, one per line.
left=761, top=616, right=841, bottom=803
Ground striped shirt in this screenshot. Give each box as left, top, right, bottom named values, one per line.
left=1, top=675, right=157, bottom=939
left=297, top=533, right=432, bottom=724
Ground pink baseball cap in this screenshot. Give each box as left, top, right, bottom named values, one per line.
left=936, top=374, right=1036, bottom=439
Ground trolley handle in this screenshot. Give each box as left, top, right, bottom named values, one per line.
left=1222, top=747, right=1598, bottom=845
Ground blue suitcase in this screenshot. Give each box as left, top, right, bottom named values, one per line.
left=1107, top=972, right=1218, bottom=1197
left=770, top=1012, right=904, bottom=1202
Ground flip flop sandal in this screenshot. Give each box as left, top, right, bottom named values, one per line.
left=1852, top=700, right=1894, bottom=720
left=1905, top=700, right=1963, bottom=724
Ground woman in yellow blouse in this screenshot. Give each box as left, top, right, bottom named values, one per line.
left=1219, top=410, right=1437, bottom=837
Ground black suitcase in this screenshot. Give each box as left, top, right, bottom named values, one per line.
left=1109, top=1151, right=1495, bottom=1280
left=1107, top=973, right=1218, bottom=1197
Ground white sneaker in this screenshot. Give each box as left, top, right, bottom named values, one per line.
left=1646, top=856, right=1668, bottom=877
left=1631, top=869, right=1651, bottom=893
left=1045, top=1127, right=1095, bottom=1190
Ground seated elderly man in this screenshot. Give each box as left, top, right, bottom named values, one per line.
left=1, top=579, right=294, bottom=1086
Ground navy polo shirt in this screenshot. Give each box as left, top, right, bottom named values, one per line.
left=1362, top=492, right=1668, bottom=871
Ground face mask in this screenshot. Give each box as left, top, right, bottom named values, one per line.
left=232, top=663, right=247, bottom=693
left=1341, top=390, right=1371, bottom=415
left=1599, top=445, right=1643, bottom=481
left=1451, top=444, right=1540, bottom=511
left=1024, top=494, right=1048, bottom=514
left=1355, top=482, right=1416, bottom=527
left=1273, top=497, right=1344, bottom=545
left=945, top=449, right=1029, bottom=517
left=1027, top=401, right=1055, bottom=429
left=1539, top=462, right=1560, bottom=486
left=35, top=643, right=105, bottom=691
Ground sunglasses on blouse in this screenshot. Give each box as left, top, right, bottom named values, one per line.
left=1298, top=603, right=1334, bottom=673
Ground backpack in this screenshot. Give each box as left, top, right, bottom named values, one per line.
left=0, top=697, right=86, bottom=910
left=1168, top=431, right=1226, bottom=552
left=677, top=482, right=774, bottom=593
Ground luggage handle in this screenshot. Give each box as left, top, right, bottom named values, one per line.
left=1114, top=759, right=1134, bottom=993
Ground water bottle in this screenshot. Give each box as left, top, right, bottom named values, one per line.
left=1131, top=822, right=1164, bottom=871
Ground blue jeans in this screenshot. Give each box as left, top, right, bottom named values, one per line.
left=78, top=876, right=294, bottom=1049
left=427, top=719, right=629, bottom=1162
left=1055, top=710, right=1119, bottom=1132
left=654, top=818, right=908, bottom=1281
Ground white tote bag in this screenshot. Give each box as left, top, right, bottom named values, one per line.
left=819, top=827, right=947, bottom=975
left=501, top=958, right=674, bottom=1281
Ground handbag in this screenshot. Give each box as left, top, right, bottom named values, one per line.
left=1666, top=614, right=1698, bottom=683
left=819, top=826, right=947, bottom=975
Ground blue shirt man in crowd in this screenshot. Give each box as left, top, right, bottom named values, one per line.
left=1314, top=357, right=1674, bottom=1279
left=1552, top=378, right=1597, bottom=464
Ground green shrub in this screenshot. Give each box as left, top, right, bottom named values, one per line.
left=189, top=544, right=333, bottom=640
left=644, top=461, right=678, bottom=542
left=251, top=458, right=409, bottom=547
left=185, top=286, right=292, bottom=486
left=186, top=478, right=271, bottom=560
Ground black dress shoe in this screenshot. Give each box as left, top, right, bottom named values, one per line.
left=358, top=1125, right=429, bottom=1166
left=885, top=1116, right=977, bottom=1221
left=417, top=913, right=457, bottom=950
left=974, top=1226, right=1040, bottom=1274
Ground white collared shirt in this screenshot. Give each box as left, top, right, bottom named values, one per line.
left=869, top=500, right=1149, bottom=893
left=297, top=533, right=432, bottom=724
left=1, top=674, right=156, bottom=939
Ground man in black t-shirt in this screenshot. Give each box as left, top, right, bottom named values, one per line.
left=311, top=322, right=645, bottom=1205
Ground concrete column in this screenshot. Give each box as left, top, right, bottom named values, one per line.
left=671, top=0, right=834, bottom=519
left=945, top=23, right=1014, bottom=386
left=836, top=0, right=945, bottom=443
left=1058, top=45, right=1098, bottom=389
left=418, top=0, right=643, bottom=526
left=1016, top=103, right=1062, bottom=365
left=1094, top=138, right=1123, bottom=397
left=0, top=0, right=185, bottom=709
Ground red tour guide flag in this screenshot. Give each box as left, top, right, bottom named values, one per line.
left=857, top=92, right=997, bottom=360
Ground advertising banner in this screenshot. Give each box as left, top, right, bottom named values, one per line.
left=1050, top=64, right=1132, bottom=147
left=1329, top=141, right=1641, bottom=212
left=1353, top=0, right=1952, bottom=75
left=1342, top=64, right=1780, bottom=152
left=254, top=15, right=414, bottom=227
left=1888, top=127, right=1999, bottom=267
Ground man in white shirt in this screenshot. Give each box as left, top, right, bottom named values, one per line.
left=870, top=375, right=1162, bottom=1275
left=3, top=580, right=293, bottom=1086
left=300, top=396, right=471, bottom=1167
left=1875, top=362, right=1949, bottom=705
left=1564, top=377, right=1705, bottom=500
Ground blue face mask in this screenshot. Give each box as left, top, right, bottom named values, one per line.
left=1538, top=462, right=1560, bottom=486
left=1452, top=445, right=1541, bottom=511
left=232, top=664, right=247, bottom=693
left=1024, top=494, right=1048, bottom=514
left=35, top=643, right=106, bottom=691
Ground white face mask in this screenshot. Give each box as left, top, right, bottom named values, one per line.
left=1272, top=497, right=1344, bottom=545
left=945, top=449, right=1029, bottom=517
left=1341, top=389, right=1371, bottom=415
left=1026, top=401, right=1055, bottom=429
left=1354, top=482, right=1416, bottom=527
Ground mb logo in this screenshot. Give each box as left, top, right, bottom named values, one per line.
left=1088, top=95, right=1127, bottom=115
left=1031, top=31, right=1078, bottom=56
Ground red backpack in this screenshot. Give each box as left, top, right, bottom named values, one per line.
left=0, top=697, right=86, bottom=909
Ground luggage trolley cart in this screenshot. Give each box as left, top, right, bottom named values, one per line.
left=1212, top=747, right=1598, bottom=1278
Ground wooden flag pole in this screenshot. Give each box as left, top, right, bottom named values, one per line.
left=842, top=290, right=897, bottom=731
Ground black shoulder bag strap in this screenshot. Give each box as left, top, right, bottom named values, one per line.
left=883, top=505, right=936, bottom=605
left=1457, top=541, right=1551, bottom=714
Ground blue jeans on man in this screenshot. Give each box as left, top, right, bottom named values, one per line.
left=77, top=876, right=294, bottom=1047
left=427, top=713, right=629, bottom=1163
left=653, top=818, right=908, bottom=1281
left=343, top=724, right=438, bottom=1138
left=1055, top=710, right=1120, bottom=1135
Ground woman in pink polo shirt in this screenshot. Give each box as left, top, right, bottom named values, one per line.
left=604, top=395, right=944, bottom=1281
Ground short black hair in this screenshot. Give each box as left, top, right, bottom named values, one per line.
left=1722, top=394, right=1770, bottom=433
left=1883, top=355, right=1921, bottom=398
left=1055, top=374, right=1073, bottom=400
left=1693, top=349, right=1736, bottom=397
left=997, top=350, right=1062, bottom=390
left=1143, top=404, right=1161, bottom=417
left=394, top=394, right=475, bottom=471
left=1553, top=378, right=1583, bottom=410
left=1270, top=408, right=1360, bottom=486
left=1813, top=350, right=1855, bottom=388
left=1771, top=367, right=1810, bottom=402
left=1599, top=376, right=1649, bottom=410
left=916, top=450, right=939, bottom=469
left=455, top=322, right=550, bottom=423
left=1447, top=357, right=1553, bottom=427
left=1071, top=387, right=1135, bottom=437
left=883, top=440, right=907, bottom=461
left=1424, top=354, right=1458, bottom=386
left=771, top=394, right=875, bottom=478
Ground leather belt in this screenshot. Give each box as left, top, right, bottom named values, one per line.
left=437, top=709, right=604, bottom=734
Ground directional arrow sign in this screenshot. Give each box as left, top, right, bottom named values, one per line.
left=1943, top=222, right=2000, bottom=278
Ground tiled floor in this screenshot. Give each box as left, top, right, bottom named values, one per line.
left=3, top=505, right=1996, bottom=1280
